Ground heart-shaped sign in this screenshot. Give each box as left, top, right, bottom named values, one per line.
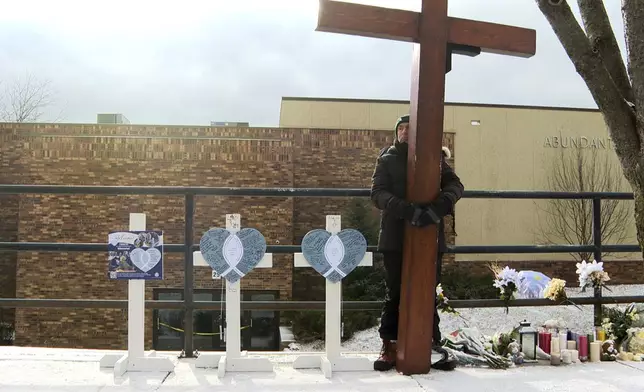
left=130, top=247, right=162, bottom=273
left=199, top=227, right=267, bottom=283
left=301, top=229, right=367, bottom=283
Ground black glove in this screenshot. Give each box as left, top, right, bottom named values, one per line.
left=402, top=204, right=423, bottom=223
left=426, top=195, right=454, bottom=219
left=413, top=207, right=440, bottom=227
left=403, top=204, right=440, bottom=227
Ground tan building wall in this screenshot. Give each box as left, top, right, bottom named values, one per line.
left=279, top=97, right=640, bottom=263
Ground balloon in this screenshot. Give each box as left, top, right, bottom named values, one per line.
left=516, top=270, right=551, bottom=299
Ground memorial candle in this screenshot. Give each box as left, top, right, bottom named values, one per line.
left=551, top=336, right=560, bottom=355
left=559, top=332, right=568, bottom=353
left=597, top=328, right=606, bottom=341
left=543, top=332, right=551, bottom=354
left=579, top=336, right=588, bottom=362
left=590, top=342, right=601, bottom=362
left=562, top=350, right=572, bottom=364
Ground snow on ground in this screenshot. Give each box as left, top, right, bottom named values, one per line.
left=1, top=285, right=643, bottom=391
left=288, top=284, right=644, bottom=353
left=1, top=347, right=644, bottom=392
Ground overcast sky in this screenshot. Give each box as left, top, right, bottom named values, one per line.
left=0, top=0, right=627, bottom=127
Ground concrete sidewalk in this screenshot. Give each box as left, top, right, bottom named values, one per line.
left=1, top=347, right=643, bottom=391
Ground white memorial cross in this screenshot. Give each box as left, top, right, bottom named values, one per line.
left=292, top=215, right=374, bottom=378
left=100, top=213, right=176, bottom=376
left=192, top=213, right=273, bottom=377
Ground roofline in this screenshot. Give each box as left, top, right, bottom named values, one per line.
left=281, top=96, right=601, bottom=113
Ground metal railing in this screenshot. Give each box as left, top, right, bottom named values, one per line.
left=0, top=184, right=642, bottom=357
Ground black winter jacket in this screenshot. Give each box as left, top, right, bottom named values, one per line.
left=370, top=144, right=464, bottom=253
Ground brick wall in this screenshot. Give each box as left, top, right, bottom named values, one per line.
left=0, top=128, right=21, bottom=326
left=6, top=123, right=295, bottom=348
left=3, top=122, right=642, bottom=349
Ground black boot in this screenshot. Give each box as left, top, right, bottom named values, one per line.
left=374, top=340, right=397, bottom=371
left=431, top=345, right=457, bottom=371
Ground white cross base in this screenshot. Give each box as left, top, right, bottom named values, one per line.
left=292, top=215, right=374, bottom=378
left=192, top=214, right=274, bottom=377
left=99, top=213, right=177, bottom=376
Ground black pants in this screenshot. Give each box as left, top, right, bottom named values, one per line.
left=378, top=251, right=443, bottom=344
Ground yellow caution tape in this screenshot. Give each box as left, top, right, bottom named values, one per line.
left=158, top=321, right=250, bottom=336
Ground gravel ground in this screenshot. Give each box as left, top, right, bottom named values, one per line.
left=287, top=284, right=644, bottom=353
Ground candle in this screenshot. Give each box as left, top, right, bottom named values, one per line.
left=590, top=342, right=601, bottom=362
left=562, top=350, right=572, bottom=364
left=567, top=330, right=573, bottom=340
left=551, top=353, right=561, bottom=366
left=567, top=340, right=577, bottom=350
left=579, top=336, right=588, bottom=362
left=587, top=334, right=594, bottom=355
left=544, top=332, right=551, bottom=354
left=597, top=328, right=606, bottom=341
left=559, top=333, right=568, bottom=354
left=539, top=332, right=545, bottom=351
left=551, top=336, right=560, bottom=354
left=571, top=349, right=579, bottom=363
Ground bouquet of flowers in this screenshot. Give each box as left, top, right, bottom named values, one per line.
left=601, top=303, right=640, bottom=347
left=543, top=278, right=567, bottom=302
left=542, top=277, right=582, bottom=310
left=442, top=328, right=513, bottom=369
left=491, top=327, right=520, bottom=357
left=576, top=260, right=610, bottom=292
left=436, top=284, right=459, bottom=316
left=489, top=264, right=519, bottom=314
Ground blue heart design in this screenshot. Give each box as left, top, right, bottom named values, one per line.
left=301, top=229, right=367, bottom=283
left=199, top=228, right=267, bottom=283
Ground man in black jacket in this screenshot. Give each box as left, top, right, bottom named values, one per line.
left=370, top=114, right=464, bottom=372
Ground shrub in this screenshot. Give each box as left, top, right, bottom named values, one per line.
left=440, top=267, right=498, bottom=300
left=0, top=322, right=14, bottom=345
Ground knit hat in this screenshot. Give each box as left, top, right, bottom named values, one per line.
left=393, top=114, right=452, bottom=159
left=394, top=115, right=410, bottom=136
left=394, top=114, right=410, bottom=148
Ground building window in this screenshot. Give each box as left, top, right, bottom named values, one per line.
left=152, top=288, right=280, bottom=352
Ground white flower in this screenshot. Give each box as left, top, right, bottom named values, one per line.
left=494, top=266, right=519, bottom=289
left=576, top=259, right=604, bottom=288
left=436, top=284, right=444, bottom=297
left=575, top=260, right=588, bottom=275
left=586, top=260, right=604, bottom=274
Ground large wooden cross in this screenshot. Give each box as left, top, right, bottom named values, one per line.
left=316, top=0, right=536, bottom=375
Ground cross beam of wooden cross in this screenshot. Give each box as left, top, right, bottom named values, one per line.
left=317, top=0, right=535, bottom=55
left=315, top=0, right=535, bottom=375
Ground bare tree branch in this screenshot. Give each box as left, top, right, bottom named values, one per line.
left=536, top=0, right=640, bottom=167
left=538, top=1, right=644, bottom=263
left=535, top=147, right=631, bottom=261
left=577, top=0, right=633, bottom=103
left=0, top=73, right=55, bottom=123
left=622, top=0, right=644, bottom=146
